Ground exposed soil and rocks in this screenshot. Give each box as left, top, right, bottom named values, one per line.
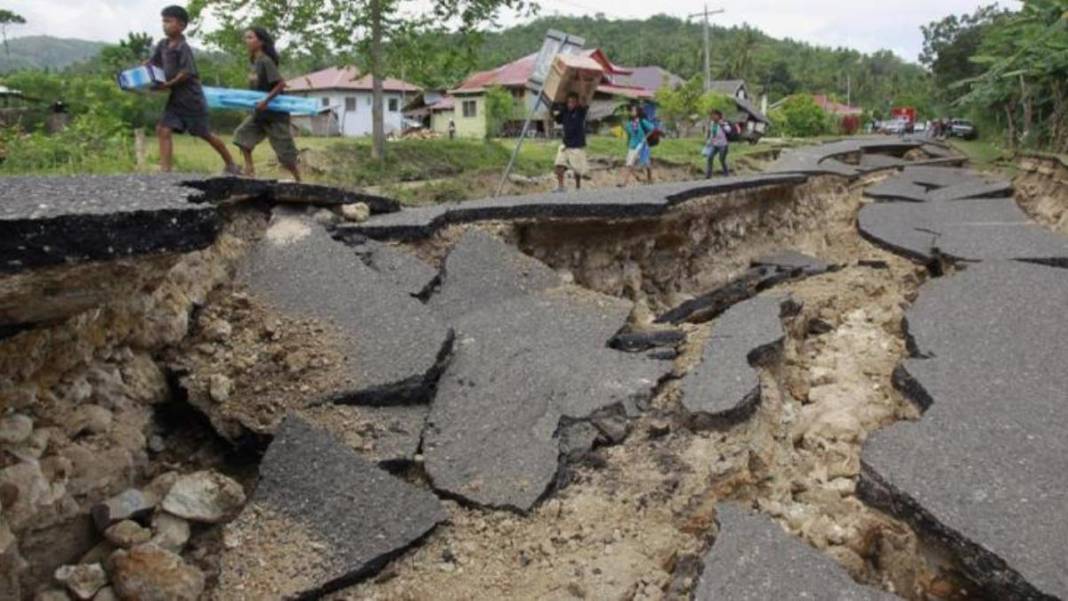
left=2, top=139, right=1063, bottom=601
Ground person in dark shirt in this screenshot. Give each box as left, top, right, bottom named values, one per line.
left=150, top=5, right=239, bottom=174
left=552, top=92, right=588, bottom=193
left=232, top=27, right=301, bottom=181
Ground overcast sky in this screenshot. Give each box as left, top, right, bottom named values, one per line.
left=5, top=0, right=1013, bottom=62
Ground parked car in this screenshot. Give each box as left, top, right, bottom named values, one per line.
left=881, top=119, right=911, bottom=135
left=949, top=119, right=978, bottom=140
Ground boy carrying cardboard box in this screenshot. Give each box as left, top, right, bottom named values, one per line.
left=149, top=5, right=240, bottom=174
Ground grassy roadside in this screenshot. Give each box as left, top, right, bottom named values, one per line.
left=948, top=138, right=1013, bottom=171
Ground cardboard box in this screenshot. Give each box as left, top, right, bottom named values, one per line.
left=117, top=65, right=166, bottom=91
left=541, top=54, right=604, bottom=105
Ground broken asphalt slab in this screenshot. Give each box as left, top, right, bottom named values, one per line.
left=423, top=231, right=669, bottom=511
left=750, top=250, right=834, bottom=275
left=237, top=211, right=451, bottom=404
left=424, top=289, right=669, bottom=512
left=346, top=238, right=439, bottom=298
left=347, top=174, right=807, bottom=241
left=858, top=197, right=1068, bottom=264
left=0, top=174, right=220, bottom=274
left=183, top=176, right=400, bottom=215
left=695, top=504, right=898, bottom=600
left=863, top=167, right=1012, bottom=203
left=679, top=295, right=786, bottom=428
left=427, top=229, right=560, bottom=322
left=656, top=250, right=831, bottom=325
left=217, top=416, right=445, bottom=598
left=860, top=261, right=1068, bottom=600
left=768, top=138, right=927, bottom=177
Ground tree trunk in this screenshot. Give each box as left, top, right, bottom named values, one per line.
left=370, top=0, right=385, bottom=161
left=1003, top=102, right=1017, bottom=150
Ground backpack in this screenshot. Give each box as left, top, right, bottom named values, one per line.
left=647, top=127, right=662, bottom=147
left=724, top=121, right=742, bottom=142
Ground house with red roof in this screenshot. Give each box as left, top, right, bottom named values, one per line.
left=812, top=94, right=863, bottom=116
left=440, top=49, right=653, bottom=138
left=285, top=66, right=421, bottom=137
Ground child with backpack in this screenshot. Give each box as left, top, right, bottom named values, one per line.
left=702, top=109, right=731, bottom=178
left=621, top=104, right=656, bottom=186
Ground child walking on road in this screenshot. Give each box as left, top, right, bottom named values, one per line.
left=232, top=27, right=301, bottom=181
left=703, top=109, right=730, bottom=177
left=150, top=5, right=240, bottom=174
left=620, top=104, right=655, bottom=187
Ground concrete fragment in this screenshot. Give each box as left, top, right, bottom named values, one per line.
left=54, top=563, right=107, bottom=600
left=679, top=296, right=785, bottom=426
left=859, top=196, right=1068, bottom=263
left=207, top=374, right=233, bottom=403
left=425, top=288, right=668, bottom=511
left=0, top=414, right=33, bottom=445
left=103, top=520, right=152, bottom=548
left=695, top=504, right=896, bottom=600
left=91, top=489, right=155, bottom=531
left=0, top=174, right=219, bottom=275
left=340, top=202, right=371, bottom=223
left=428, top=229, right=559, bottom=321
left=345, top=238, right=439, bottom=298
left=860, top=261, right=1068, bottom=600
left=218, top=416, right=445, bottom=597
left=66, top=405, right=112, bottom=437
left=236, top=213, right=451, bottom=405
left=161, top=471, right=245, bottom=524
left=109, top=544, right=205, bottom=601
left=149, top=512, right=190, bottom=553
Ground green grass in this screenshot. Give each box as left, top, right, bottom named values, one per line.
left=948, top=138, right=1011, bottom=170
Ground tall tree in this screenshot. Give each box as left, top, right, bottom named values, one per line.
left=0, top=9, right=26, bottom=57
left=920, top=5, right=1007, bottom=102
left=954, top=0, right=1068, bottom=150
left=188, top=0, right=531, bottom=161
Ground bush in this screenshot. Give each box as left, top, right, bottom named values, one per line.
left=769, top=94, right=832, bottom=137
left=0, top=111, right=134, bottom=174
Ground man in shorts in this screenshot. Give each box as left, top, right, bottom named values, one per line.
left=552, top=92, right=589, bottom=193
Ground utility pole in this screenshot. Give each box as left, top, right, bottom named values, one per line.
left=687, top=5, right=725, bottom=91
left=846, top=73, right=851, bottom=107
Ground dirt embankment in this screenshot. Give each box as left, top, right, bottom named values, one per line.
left=1013, top=153, right=1068, bottom=235
left=332, top=177, right=980, bottom=601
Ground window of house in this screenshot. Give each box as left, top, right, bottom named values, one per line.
left=320, top=96, right=329, bottom=107
left=345, top=97, right=356, bottom=111
left=388, top=98, right=399, bottom=112
left=366, top=96, right=372, bottom=105
left=462, top=100, right=477, bottom=118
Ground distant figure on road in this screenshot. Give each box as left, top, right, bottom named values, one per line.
left=620, top=104, right=654, bottom=186
left=150, top=5, right=239, bottom=175
left=552, top=92, right=589, bottom=193
left=232, top=27, right=301, bottom=181
left=448, top=118, right=456, bottom=140
left=703, top=109, right=731, bottom=178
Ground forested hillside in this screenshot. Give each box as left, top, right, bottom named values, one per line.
left=389, top=15, right=931, bottom=111
left=0, top=36, right=106, bottom=73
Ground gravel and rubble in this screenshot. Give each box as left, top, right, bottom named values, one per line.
left=4, top=143, right=1063, bottom=601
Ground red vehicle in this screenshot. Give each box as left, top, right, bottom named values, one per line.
left=892, top=106, right=918, bottom=125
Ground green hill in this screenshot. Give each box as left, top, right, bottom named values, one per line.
left=0, top=36, right=107, bottom=73
left=400, top=15, right=931, bottom=112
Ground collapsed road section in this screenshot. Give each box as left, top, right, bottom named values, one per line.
left=1, top=137, right=1066, bottom=601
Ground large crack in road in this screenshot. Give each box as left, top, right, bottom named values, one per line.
left=3, top=141, right=1066, bottom=601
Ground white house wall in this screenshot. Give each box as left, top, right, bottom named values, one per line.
left=292, top=91, right=411, bottom=137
